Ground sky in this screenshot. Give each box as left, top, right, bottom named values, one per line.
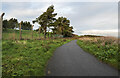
left=1, top=0, right=119, bottom=37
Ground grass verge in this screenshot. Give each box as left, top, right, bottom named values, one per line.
left=77, top=37, right=119, bottom=70
left=2, top=39, right=72, bottom=76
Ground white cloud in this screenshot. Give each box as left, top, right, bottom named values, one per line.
left=80, top=29, right=118, bottom=37
left=10, top=9, right=41, bottom=18
left=1, top=0, right=119, bottom=2
left=80, top=12, right=118, bottom=29
left=4, top=9, right=42, bottom=20
left=2, top=2, right=118, bottom=37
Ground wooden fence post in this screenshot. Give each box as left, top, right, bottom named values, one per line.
left=0, top=15, right=2, bottom=40
left=32, top=25, right=34, bottom=39
left=19, top=22, right=22, bottom=40
left=0, top=13, right=5, bottom=40
left=39, top=27, right=41, bottom=40
left=0, top=13, right=5, bottom=78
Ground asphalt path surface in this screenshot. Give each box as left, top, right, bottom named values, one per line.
left=46, top=40, right=118, bottom=76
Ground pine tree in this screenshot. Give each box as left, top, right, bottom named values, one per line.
left=33, top=5, right=57, bottom=38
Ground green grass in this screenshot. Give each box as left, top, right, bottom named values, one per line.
left=2, top=29, right=45, bottom=40
left=77, top=37, right=119, bottom=70
left=2, top=39, right=72, bottom=76
left=2, top=29, right=63, bottom=40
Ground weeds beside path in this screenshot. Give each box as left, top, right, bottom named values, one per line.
left=77, top=37, right=119, bottom=70
left=2, top=38, right=72, bottom=76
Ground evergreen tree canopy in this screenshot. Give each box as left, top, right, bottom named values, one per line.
left=21, top=21, right=32, bottom=30
left=3, top=18, right=18, bottom=29
left=33, top=5, right=57, bottom=38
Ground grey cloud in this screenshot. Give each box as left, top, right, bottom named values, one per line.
left=2, top=2, right=118, bottom=37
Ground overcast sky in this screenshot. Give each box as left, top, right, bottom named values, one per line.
left=1, top=1, right=118, bottom=37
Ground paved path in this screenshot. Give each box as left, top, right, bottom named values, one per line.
left=46, top=40, right=118, bottom=76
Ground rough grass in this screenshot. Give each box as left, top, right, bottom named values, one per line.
left=2, top=29, right=65, bottom=40
left=2, top=29, right=45, bottom=40
left=2, top=39, right=72, bottom=76
left=77, top=36, right=119, bottom=70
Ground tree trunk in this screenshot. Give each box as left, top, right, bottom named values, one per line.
left=44, top=28, right=46, bottom=39
left=62, top=27, right=64, bottom=37
left=48, top=30, right=50, bottom=38
left=48, top=31, right=49, bottom=38
left=50, top=32, right=53, bottom=39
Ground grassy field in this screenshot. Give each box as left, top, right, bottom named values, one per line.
left=2, top=29, right=49, bottom=40
left=2, top=29, right=73, bottom=76
left=77, top=36, right=119, bottom=70
left=3, top=29, right=119, bottom=76
left=2, top=38, right=72, bottom=76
